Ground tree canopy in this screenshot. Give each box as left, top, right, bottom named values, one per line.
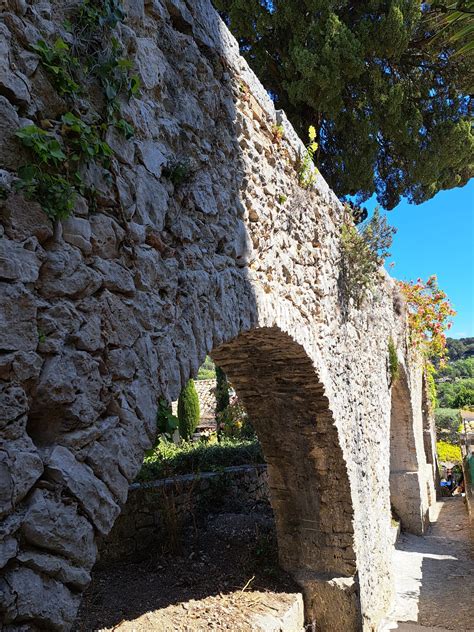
left=215, top=0, right=474, bottom=209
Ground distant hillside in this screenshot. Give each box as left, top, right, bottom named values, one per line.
left=446, top=337, right=474, bottom=361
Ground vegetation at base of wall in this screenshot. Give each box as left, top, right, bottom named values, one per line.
left=13, top=1, right=139, bottom=221
left=136, top=437, right=264, bottom=481
left=155, top=398, right=179, bottom=438
left=388, top=337, right=399, bottom=384
left=177, top=379, right=200, bottom=441
left=197, top=356, right=216, bottom=380
left=340, top=207, right=396, bottom=308
left=297, top=125, right=319, bottom=189
left=436, top=440, right=462, bottom=464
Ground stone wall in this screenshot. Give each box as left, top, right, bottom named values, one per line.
left=0, top=0, right=436, bottom=630
left=99, top=465, right=269, bottom=564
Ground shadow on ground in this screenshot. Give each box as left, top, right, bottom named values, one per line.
left=74, top=506, right=301, bottom=631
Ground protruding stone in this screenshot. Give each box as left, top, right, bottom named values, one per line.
left=22, top=489, right=97, bottom=567
left=45, top=446, right=121, bottom=535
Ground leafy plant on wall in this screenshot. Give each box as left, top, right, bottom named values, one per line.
left=399, top=276, right=456, bottom=410
left=398, top=275, right=456, bottom=366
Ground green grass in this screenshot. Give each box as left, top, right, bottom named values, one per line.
left=136, top=437, right=264, bottom=482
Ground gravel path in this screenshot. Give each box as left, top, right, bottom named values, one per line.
left=381, top=497, right=473, bottom=631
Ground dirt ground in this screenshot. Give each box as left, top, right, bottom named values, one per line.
left=75, top=506, right=302, bottom=631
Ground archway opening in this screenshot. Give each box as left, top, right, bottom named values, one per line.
left=79, top=326, right=361, bottom=630
left=212, top=327, right=360, bottom=629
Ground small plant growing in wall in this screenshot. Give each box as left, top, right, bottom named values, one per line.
left=11, top=0, right=139, bottom=221
left=297, top=125, right=318, bottom=189
left=238, top=81, right=250, bottom=102
left=177, top=379, right=200, bottom=441
left=163, top=159, right=192, bottom=186
left=271, top=124, right=284, bottom=144
left=340, top=207, right=396, bottom=308
left=388, top=337, right=399, bottom=385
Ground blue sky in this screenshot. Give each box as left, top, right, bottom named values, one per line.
left=364, top=179, right=474, bottom=339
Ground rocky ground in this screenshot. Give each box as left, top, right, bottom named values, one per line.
left=75, top=507, right=303, bottom=631
left=382, top=496, right=474, bottom=631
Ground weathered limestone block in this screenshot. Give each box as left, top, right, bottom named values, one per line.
left=134, top=165, right=169, bottom=228
left=136, top=37, right=169, bottom=91
left=1, top=567, right=80, bottom=630
left=92, top=258, right=135, bottom=295
left=0, top=194, right=53, bottom=243
left=44, top=446, right=120, bottom=535
left=0, top=284, right=38, bottom=352
left=0, top=24, right=31, bottom=106
left=0, top=239, right=42, bottom=283
left=82, top=440, right=130, bottom=505
left=89, top=214, right=126, bottom=259
left=296, top=574, right=362, bottom=632
left=17, top=549, right=91, bottom=591
left=0, top=537, right=18, bottom=569
left=60, top=218, right=92, bottom=255
left=38, top=244, right=102, bottom=299
left=0, top=434, right=43, bottom=517
left=22, top=489, right=97, bottom=567
left=31, top=350, right=106, bottom=435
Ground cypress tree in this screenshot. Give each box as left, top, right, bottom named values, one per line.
left=215, top=366, right=230, bottom=415
left=177, top=379, right=200, bottom=441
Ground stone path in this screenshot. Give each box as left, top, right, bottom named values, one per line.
left=381, top=497, right=473, bottom=631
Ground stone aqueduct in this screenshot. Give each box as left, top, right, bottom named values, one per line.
left=0, top=1, right=438, bottom=630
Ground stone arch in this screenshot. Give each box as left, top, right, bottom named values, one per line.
left=389, top=365, right=428, bottom=534
left=212, top=326, right=361, bottom=630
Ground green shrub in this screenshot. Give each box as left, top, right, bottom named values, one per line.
left=340, top=207, right=396, bottom=308
left=136, top=437, right=264, bottom=481
left=215, top=366, right=230, bottom=415
left=177, top=379, right=200, bottom=441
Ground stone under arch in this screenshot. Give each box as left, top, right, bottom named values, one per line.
left=212, top=326, right=361, bottom=630
left=389, top=365, right=429, bottom=535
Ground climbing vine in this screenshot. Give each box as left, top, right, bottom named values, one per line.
left=398, top=275, right=456, bottom=366
left=13, top=0, right=139, bottom=221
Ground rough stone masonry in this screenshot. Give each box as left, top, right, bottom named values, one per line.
left=0, top=0, right=438, bottom=630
